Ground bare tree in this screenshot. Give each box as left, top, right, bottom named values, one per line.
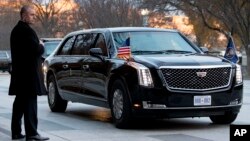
left=0, top=0, right=78, bottom=49
left=32, top=0, right=77, bottom=37
left=75, top=0, right=142, bottom=28
left=142, top=0, right=250, bottom=73
left=0, top=0, right=22, bottom=50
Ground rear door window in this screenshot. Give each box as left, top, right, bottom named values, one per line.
left=58, top=36, right=76, bottom=55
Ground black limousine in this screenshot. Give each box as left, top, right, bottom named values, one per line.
left=43, top=27, right=243, bottom=128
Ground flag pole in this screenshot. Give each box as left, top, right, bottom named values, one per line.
left=224, top=31, right=239, bottom=64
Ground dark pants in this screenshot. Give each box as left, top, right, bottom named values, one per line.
left=11, top=94, right=38, bottom=136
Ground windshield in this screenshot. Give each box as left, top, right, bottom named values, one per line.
left=43, top=41, right=60, bottom=57
left=112, top=31, right=198, bottom=55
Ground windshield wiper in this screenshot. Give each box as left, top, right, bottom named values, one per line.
left=160, top=50, right=195, bottom=54
left=131, top=50, right=163, bottom=54
left=131, top=50, right=196, bottom=55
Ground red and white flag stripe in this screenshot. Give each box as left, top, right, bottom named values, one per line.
left=118, top=47, right=131, bottom=55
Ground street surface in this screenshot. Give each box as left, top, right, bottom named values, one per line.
left=0, top=72, right=250, bottom=141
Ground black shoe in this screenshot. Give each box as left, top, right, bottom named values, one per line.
left=12, top=134, right=25, bottom=140
left=26, top=134, right=49, bottom=141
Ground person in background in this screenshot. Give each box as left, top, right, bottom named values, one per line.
left=9, top=5, right=49, bottom=141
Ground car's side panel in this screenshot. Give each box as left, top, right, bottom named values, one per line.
left=81, top=56, right=107, bottom=99
left=62, top=56, right=83, bottom=93
left=81, top=33, right=109, bottom=99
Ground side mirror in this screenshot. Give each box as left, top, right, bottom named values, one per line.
left=200, top=47, right=209, bottom=53
left=89, top=48, right=103, bottom=56
left=89, top=48, right=104, bottom=61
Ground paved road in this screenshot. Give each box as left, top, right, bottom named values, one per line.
left=0, top=72, right=250, bottom=141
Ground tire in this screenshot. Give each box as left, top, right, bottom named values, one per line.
left=110, top=79, right=132, bottom=129
left=209, top=112, right=238, bottom=124
left=47, top=75, right=68, bottom=112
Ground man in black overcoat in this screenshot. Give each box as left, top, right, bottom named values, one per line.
left=9, top=5, right=49, bottom=141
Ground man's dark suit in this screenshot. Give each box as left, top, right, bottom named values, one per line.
left=9, top=20, right=47, bottom=137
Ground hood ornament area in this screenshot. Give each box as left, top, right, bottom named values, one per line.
left=196, top=72, right=207, bottom=78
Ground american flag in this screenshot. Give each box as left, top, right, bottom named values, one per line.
left=117, top=47, right=131, bottom=55
left=117, top=37, right=131, bottom=59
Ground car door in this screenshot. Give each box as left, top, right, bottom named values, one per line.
left=54, top=35, right=76, bottom=93
left=62, top=34, right=88, bottom=94
left=81, top=33, right=108, bottom=99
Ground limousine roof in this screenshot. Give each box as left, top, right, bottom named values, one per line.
left=66, top=27, right=178, bottom=37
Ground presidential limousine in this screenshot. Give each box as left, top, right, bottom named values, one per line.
left=43, top=27, right=243, bottom=128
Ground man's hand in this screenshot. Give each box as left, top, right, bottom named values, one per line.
left=39, top=40, right=44, bottom=46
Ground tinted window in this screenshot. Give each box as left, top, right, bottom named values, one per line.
left=85, top=34, right=97, bottom=55
left=71, top=33, right=97, bottom=55
left=71, top=34, right=84, bottom=55
left=71, top=33, right=96, bottom=55
left=94, top=34, right=108, bottom=56
left=58, top=36, right=76, bottom=55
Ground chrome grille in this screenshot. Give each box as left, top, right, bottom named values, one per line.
left=160, top=66, right=232, bottom=91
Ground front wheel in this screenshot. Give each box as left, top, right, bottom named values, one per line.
left=47, top=75, right=68, bottom=112
left=209, top=112, right=238, bottom=124
left=110, top=79, right=132, bottom=129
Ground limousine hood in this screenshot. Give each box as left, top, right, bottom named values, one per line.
left=133, top=54, right=232, bottom=68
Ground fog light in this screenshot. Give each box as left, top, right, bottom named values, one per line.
left=133, top=104, right=141, bottom=108
left=230, top=99, right=239, bottom=105
left=143, top=101, right=166, bottom=109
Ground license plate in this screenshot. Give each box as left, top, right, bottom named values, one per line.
left=194, top=95, right=211, bottom=106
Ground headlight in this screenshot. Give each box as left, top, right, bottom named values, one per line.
left=127, top=62, right=154, bottom=87
left=236, top=64, right=243, bottom=85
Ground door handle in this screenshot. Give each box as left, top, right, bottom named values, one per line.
left=82, top=65, right=89, bottom=71
left=82, top=65, right=89, bottom=69
left=62, top=64, right=68, bottom=69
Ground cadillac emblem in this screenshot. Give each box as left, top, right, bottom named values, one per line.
left=196, top=72, right=207, bottom=78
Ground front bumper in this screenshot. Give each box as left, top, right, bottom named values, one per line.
left=129, top=85, right=243, bottom=118
left=132, top=105, right=241, bottom=118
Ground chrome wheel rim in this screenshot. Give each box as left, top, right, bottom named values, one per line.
left=112, top=89, right=123, bottom=119
left=48, top=82, right=56, bottom=105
